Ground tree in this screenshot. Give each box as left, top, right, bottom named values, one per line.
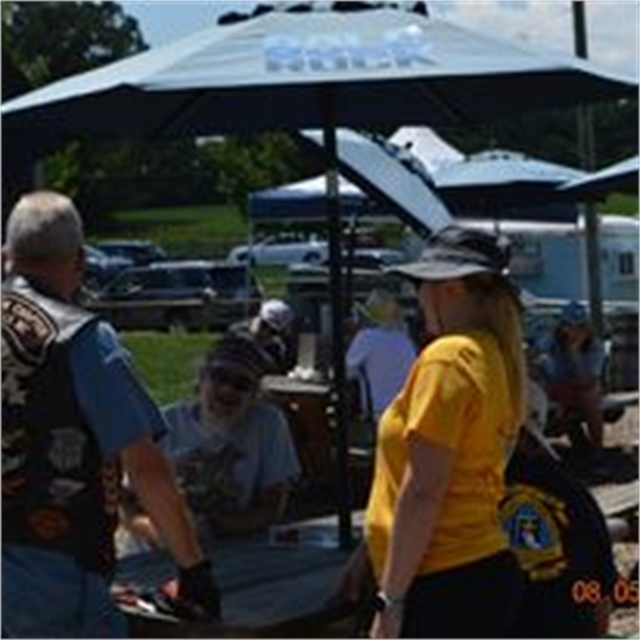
left=2, top=2, right=151, bottom=223
left=197, top=133, right=314, bottom=216
left=2, top=3, right=311, bottom=221
left=2, top=2, right=146, bottom=86
left=441, top=100, right=638, bottom=170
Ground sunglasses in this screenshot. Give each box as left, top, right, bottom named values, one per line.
left=206, top=367, right=256, bottom=393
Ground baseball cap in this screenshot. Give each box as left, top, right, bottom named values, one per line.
left=389, top=226, right=511, bottom=282
left=259, top=299, right=294, bottom=332
left=203, top=333, right=274, bottom=383
left=560, top=300, right=589, bottom=326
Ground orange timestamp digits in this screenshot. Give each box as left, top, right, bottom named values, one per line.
left=571, top=579, right=639, bottom=606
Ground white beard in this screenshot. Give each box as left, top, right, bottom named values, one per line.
left=199, top=402, right=242, bottom=438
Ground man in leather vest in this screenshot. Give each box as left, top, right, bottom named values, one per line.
left=2, top=191, right=221, bottom=637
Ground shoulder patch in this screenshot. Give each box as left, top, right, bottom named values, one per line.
left=501, top=483, right=569, bottom=581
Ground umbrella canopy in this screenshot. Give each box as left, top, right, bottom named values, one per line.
left=3, top=3, right=636, bottom=550
left=430, top=148, right=586, bottom=220
left=299, top=128, right=453, bottom=233
left=433, top=149, right=585, bottom=196
left=300, top=129, right=586, bottom=223
left=559, top=154, right=639, bottom=199
left=2, top=7, right=636, bottom=141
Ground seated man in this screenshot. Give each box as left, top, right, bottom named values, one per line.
left=120, top=334, right=300, bottom=548
left=539, top=300, right=606, bottom=454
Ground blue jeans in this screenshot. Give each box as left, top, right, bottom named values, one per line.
left=2, top=546, right=127, bottom=638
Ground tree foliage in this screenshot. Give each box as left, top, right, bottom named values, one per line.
left=2, top=2, right=146, bottom=86
left=441, top=100, right=638, bottom=170
left=2, top=2, right=311, bottom=223
left=197, top=133, right=314, bottom=216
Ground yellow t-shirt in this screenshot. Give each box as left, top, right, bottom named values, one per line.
left=365, top=329, right=516, bottom=579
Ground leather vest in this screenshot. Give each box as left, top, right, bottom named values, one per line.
left=2, top=276, right=120, bottom=576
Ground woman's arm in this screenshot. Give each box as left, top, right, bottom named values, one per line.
left=371, top=436, right=454, bottom=639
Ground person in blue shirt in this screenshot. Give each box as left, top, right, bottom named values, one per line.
left=541, top=300, right=606, bottom=453
left=2, top=190, right=221, bottom=637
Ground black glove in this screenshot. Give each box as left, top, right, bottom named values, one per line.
left=177, top=559, right=222, bottom=620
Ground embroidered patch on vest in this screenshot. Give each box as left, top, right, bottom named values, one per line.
left=2, top=294, right=57, bottom=407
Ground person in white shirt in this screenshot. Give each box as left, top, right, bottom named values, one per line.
left=346, top=289, right=417, bottom=441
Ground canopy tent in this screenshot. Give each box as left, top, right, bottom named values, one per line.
left=249, top=174, right=370, bottom=222
left=3, top=3, right=636, bottom=549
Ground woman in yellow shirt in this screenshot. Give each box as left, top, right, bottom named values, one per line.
left=343, top=226, right=527, bottom=638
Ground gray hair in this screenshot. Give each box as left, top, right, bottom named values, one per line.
left=5, top=190, right=84, bottom=262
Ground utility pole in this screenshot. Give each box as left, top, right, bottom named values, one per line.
left=572, top=1, right=604, bottom=336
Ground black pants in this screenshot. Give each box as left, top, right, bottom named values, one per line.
left=401, top=550, right=524, bottom=638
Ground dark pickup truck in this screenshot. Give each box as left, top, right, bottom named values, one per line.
left=84, top=261, right=262, bottom=332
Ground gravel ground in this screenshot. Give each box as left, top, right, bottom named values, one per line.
left=607, top=402, right=638, bottom=638
left=610, top=542, right=638, bottom=638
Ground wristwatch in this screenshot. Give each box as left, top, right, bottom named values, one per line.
left=373, top=591, right=405, bottom=616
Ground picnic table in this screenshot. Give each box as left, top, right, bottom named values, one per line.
left=116, top=516, right=359, bottom=638
left=592, top=480, right=639, bottom=519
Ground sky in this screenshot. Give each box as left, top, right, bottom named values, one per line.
left=120, top=0, right=639, bottom=78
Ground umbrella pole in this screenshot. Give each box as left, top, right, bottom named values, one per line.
left=321, top=88, right=354, bottom=551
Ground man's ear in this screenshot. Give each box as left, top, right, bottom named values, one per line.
left=1, top=246, right=11, bottom=275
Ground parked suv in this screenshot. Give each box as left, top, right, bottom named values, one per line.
left=85, top=261, right=262, bottom=331
left=84, top=245, right=133, bottom=290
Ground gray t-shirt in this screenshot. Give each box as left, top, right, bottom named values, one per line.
left=161, top=399, right=300, bottom=512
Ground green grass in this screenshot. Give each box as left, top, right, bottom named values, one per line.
left=253, top=264, right=289, bottom=299
left=598, top=193, right=639, bottom=216
left=121, top=331, right=220, bottom=406
left=89, top=203, right=249, bottom=260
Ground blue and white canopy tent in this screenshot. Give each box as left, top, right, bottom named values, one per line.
left=249, top=174, right=370, bottom=222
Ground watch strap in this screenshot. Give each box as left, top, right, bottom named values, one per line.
left=374, top=590, right=405, bottom=615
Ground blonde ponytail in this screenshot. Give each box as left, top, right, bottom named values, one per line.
left=466, top=274, right=527, bottom=441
